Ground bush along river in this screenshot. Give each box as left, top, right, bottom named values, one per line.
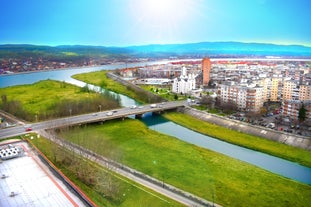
left=1, top=64, right=311, bottom=185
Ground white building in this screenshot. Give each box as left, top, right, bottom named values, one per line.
left=172, top=66, right=196, bottom=94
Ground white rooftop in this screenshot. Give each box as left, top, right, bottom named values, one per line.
left=0, top=142, right=86, bottom=207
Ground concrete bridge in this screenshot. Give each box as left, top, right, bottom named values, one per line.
left=0, top=101, right=186, bottom=139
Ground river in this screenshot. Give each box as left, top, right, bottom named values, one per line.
left=1, top=63, right=311, bottom=185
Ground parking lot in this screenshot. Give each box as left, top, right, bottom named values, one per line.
left=227, top=112, right=311, bottom=137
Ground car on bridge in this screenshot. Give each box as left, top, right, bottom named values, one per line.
left=130, top=105, right=137, bottom=109
left=25, top=127, right=32, bottom=132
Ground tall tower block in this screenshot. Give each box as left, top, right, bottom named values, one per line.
left=202, top=57, right=211, bottom=86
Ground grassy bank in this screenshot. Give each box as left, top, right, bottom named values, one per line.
left=73, top=71, right=147, bottom=103
left=25, top=135, right=182, bottom=207
left=58, top=119, right=311, bottom=207
left=163, top=112, right=311, bottom=168
left=0, top=80, right=120, bottom=121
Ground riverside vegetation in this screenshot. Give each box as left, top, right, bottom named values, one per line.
left=73, top=71, right=161, bottom=104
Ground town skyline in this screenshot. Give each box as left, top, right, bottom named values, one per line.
left=1, top=0, right=311, bottom=47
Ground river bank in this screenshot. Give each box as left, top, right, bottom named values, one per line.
left=179, top=106, right=311, bottom=151
left=79, top=71, right=311, bottom=166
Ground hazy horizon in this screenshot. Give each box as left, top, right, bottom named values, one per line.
left=1, top=0, right=311, bottom=47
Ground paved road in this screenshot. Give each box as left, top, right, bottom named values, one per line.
left=0, top=101, right=185, bottom=140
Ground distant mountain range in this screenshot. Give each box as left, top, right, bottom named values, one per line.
left=1, top=42, right=311, bottom=58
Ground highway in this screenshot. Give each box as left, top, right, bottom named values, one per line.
left=0, top=101, right=186, bottom=140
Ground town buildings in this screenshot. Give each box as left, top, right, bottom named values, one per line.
left=121, top=58, right=310, bottom=120
left=214, top=59, right=311, bottom=120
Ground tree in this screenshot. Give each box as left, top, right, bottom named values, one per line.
left=174, top=94, right=178, bottom=100
left=1, top=94, right=7, bottom=104
left=298, top=103, right=307, bottom=122
left=200, top=95, right=215, bottom=109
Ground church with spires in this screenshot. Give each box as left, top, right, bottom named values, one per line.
left=172, top=66, right=196, bottom=94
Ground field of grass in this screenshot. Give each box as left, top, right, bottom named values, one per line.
left=58, top=119, right=311, bottom=207
left=25, top=135, right=182, bottom=207
left=73, top=71, right=146, bottom=103
left=0, top=80, right=119, bottom=121
left=163, top=112, right=311, bottom=168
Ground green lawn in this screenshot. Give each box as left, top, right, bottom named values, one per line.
left=58, top=119, right=311, bottom=207
left=162, top=112, right=311, bottom=168
left=25, top=135, right=182, bottom=207
left=140, top=85, right=187, bottom=101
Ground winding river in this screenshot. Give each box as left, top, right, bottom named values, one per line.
left=1, top=63, right=311, bottom=185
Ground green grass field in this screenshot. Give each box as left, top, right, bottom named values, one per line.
left=25, top=135, right=183, bottom=207
left=0, top=80, right=119, bottom=121
left=58, top=119, right=311, bottom=207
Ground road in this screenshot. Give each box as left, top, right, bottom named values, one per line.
left=0, top=101, right=185, bottom=140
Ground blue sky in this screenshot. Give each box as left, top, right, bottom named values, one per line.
left=1, top=0, right=310, bottom=47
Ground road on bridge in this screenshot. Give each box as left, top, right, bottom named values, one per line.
left=0, top=101, right=185, bottom=140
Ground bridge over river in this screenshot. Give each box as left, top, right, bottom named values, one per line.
left=0, top=101, right=186, bottom=139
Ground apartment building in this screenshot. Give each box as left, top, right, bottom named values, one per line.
left=202, top=58, right=211, bottom=86
left=258, top=78, right=281, bottom=102
left=217, top=83, right=264, bottom=112
left=282, top=100, right=311, bottom=121
left=282, top=80, right=311, bottom=101
left=282, top=80, right=299, bottom=101
left=299, top=84, right=311, bottom=101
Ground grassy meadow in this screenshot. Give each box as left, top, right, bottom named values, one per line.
left=25, top=135, right=182, bottom=207
left=58, top=119, right=311, bottom=207
left=0, top=80, right=120, bottom=121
